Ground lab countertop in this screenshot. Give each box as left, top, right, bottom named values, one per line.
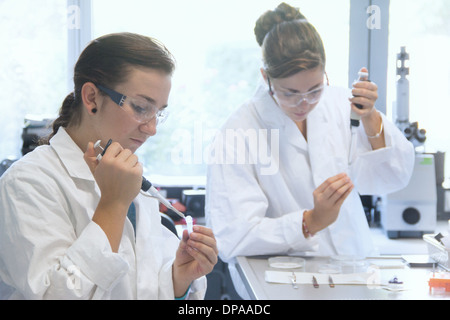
left=235, top=221, right=450, bottom=300
left=236, top=255, right=448, bottom=300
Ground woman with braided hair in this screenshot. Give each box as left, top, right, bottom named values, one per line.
left=0, top=33, right=218, bottom=300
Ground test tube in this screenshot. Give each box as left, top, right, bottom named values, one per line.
left=186, top=216, right=194, bottom=235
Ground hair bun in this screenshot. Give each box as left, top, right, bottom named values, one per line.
left=255, top=2, right=306, bottom=46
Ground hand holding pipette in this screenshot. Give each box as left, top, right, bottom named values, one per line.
left=349, top=67, right=379, bottom=127
left=89, top=140, right=217, bottom=293
left=83, top=140, right=143, bottom=252
left=84, top=140, right=143, bottom=206
left=94, top=139, right=186, bottom=220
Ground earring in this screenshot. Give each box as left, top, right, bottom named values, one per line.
left=92, top=108, right=97, bottom=114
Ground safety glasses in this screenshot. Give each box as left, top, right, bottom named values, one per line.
left=97, top=85, right=169, bottom=126
left=268, top=78, right=326, bottom=107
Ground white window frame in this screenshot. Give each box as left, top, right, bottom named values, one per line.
left=349, top=0, right=390, bottom=114
left=67, top=0, right=92, bottom=91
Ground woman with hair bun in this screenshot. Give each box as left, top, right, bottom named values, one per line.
left=206, top=3, right=414, bottom=298
left=0, top=32, right=217, bottom=300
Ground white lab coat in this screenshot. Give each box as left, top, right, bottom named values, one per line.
left=206, top=84, right=414, bottom=275
left=0, top=127, right=206, bottom=300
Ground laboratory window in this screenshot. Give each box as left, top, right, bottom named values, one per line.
left=0, top=0, right=68, bottom=160
left=91, top=0, right=350, bottom=179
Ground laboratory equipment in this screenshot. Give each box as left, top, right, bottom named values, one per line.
left=2, top=115, right=54, bottom=178
left=433, top=152, right=450, bottom=220
left=142, top=178, right=186, bottom=219
left=383, top=47, right=438, bottom=238
left=185, top=215, right=194, bottom=235
left=388, top=276, right=404, bottom=291
left=350, top=71, right=370, bottom=127
left=317, top=264, right=342, bottom=274
left=94, top=139, right=112, bottom=161
left=290, top=272, right=299, bottom=289
left=424, top=234, right=450, bottom=271
left=328, top=276, right=335, bottom=288
left=268, top=257, right=305, bottom=269
left=428, top=272, right=450, bottom=293
left=182, top=189, right=206, bottom=217
left=22, top=115, right=54, bottom=155
left=330, top=255, right=368, bottom=274
left=383, top=154, right=437, bottom=238
left=312, top=276, right=319, bottom=288
left=94, top=140, right=185, bottom=220
left=402, top=254, right=437, bottom=268
left=394, top=47, right=427, bottom=148
left=349, top=71, right=370, bottom=166
left=0, top=159, right=16, bottom=177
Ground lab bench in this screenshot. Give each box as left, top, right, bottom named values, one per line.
left=236, top=255, right=448, bottom=300
left=234, top=221, right=450, bottom=300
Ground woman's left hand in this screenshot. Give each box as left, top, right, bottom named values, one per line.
left=172, top=225, right=218, bottom=297
left=349, top=67, right=379, bottom=119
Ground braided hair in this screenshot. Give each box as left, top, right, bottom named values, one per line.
left=42, top=32, right=175, bottom=144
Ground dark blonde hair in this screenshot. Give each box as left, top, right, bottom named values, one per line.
left=254, top=2, right=326, bottom=79
left=44, top=32, right=175, bottom=143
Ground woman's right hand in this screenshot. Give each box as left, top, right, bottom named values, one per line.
left=84, top=141, right=143, bottom=206
left=304, top=173, right=354, bottom=236
left=84, top=141, right=143, bottom=252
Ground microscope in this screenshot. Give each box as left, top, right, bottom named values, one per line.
left=382, top=47, right=438, bottom=239
left=393, top=47, right=427, bottom=148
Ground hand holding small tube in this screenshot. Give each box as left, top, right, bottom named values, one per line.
left=172, top=226, right=218, bottom=298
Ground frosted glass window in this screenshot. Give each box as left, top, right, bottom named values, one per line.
left=91, top=0, right=350, bottom=178
left=0, top=0, right=68, bottom=160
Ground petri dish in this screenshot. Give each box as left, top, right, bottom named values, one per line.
left=330, top=255, right=368, bottom=273
left=268, top=257, right=305, bottom=269
left=318, top=264, right=342, bottom=274
left=330, top=255, right=366, bottom=266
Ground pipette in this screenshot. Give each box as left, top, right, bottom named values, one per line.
left=94, top=140, right=186, bottom=220
left=141, top=178, right=186, bottom=220
left=350, top=71, right=370, bottom=127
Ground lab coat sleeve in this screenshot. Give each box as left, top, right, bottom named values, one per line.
left=206, top=143, right=315, bottom=263
left=187, top=276, right=207, bottom=300
left=350, top=111, right=415, bottom=195
left=0, top=169, right=129, bottom=300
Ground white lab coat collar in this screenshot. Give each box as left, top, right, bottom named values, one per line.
left=252, top=83, right=287, bottom=129
left=253, top=83, right=329, bottom=151
left=49, top=127, right=95, bottom=182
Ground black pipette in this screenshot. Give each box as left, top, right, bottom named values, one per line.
left=94, top=139, right=186, bottom=219
left=350, top=71, right=370, bottom=127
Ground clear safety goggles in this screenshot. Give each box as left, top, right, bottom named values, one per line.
left=97, top=85, right=169, bottom=126
left=268, top=78, right=326, bottom=107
